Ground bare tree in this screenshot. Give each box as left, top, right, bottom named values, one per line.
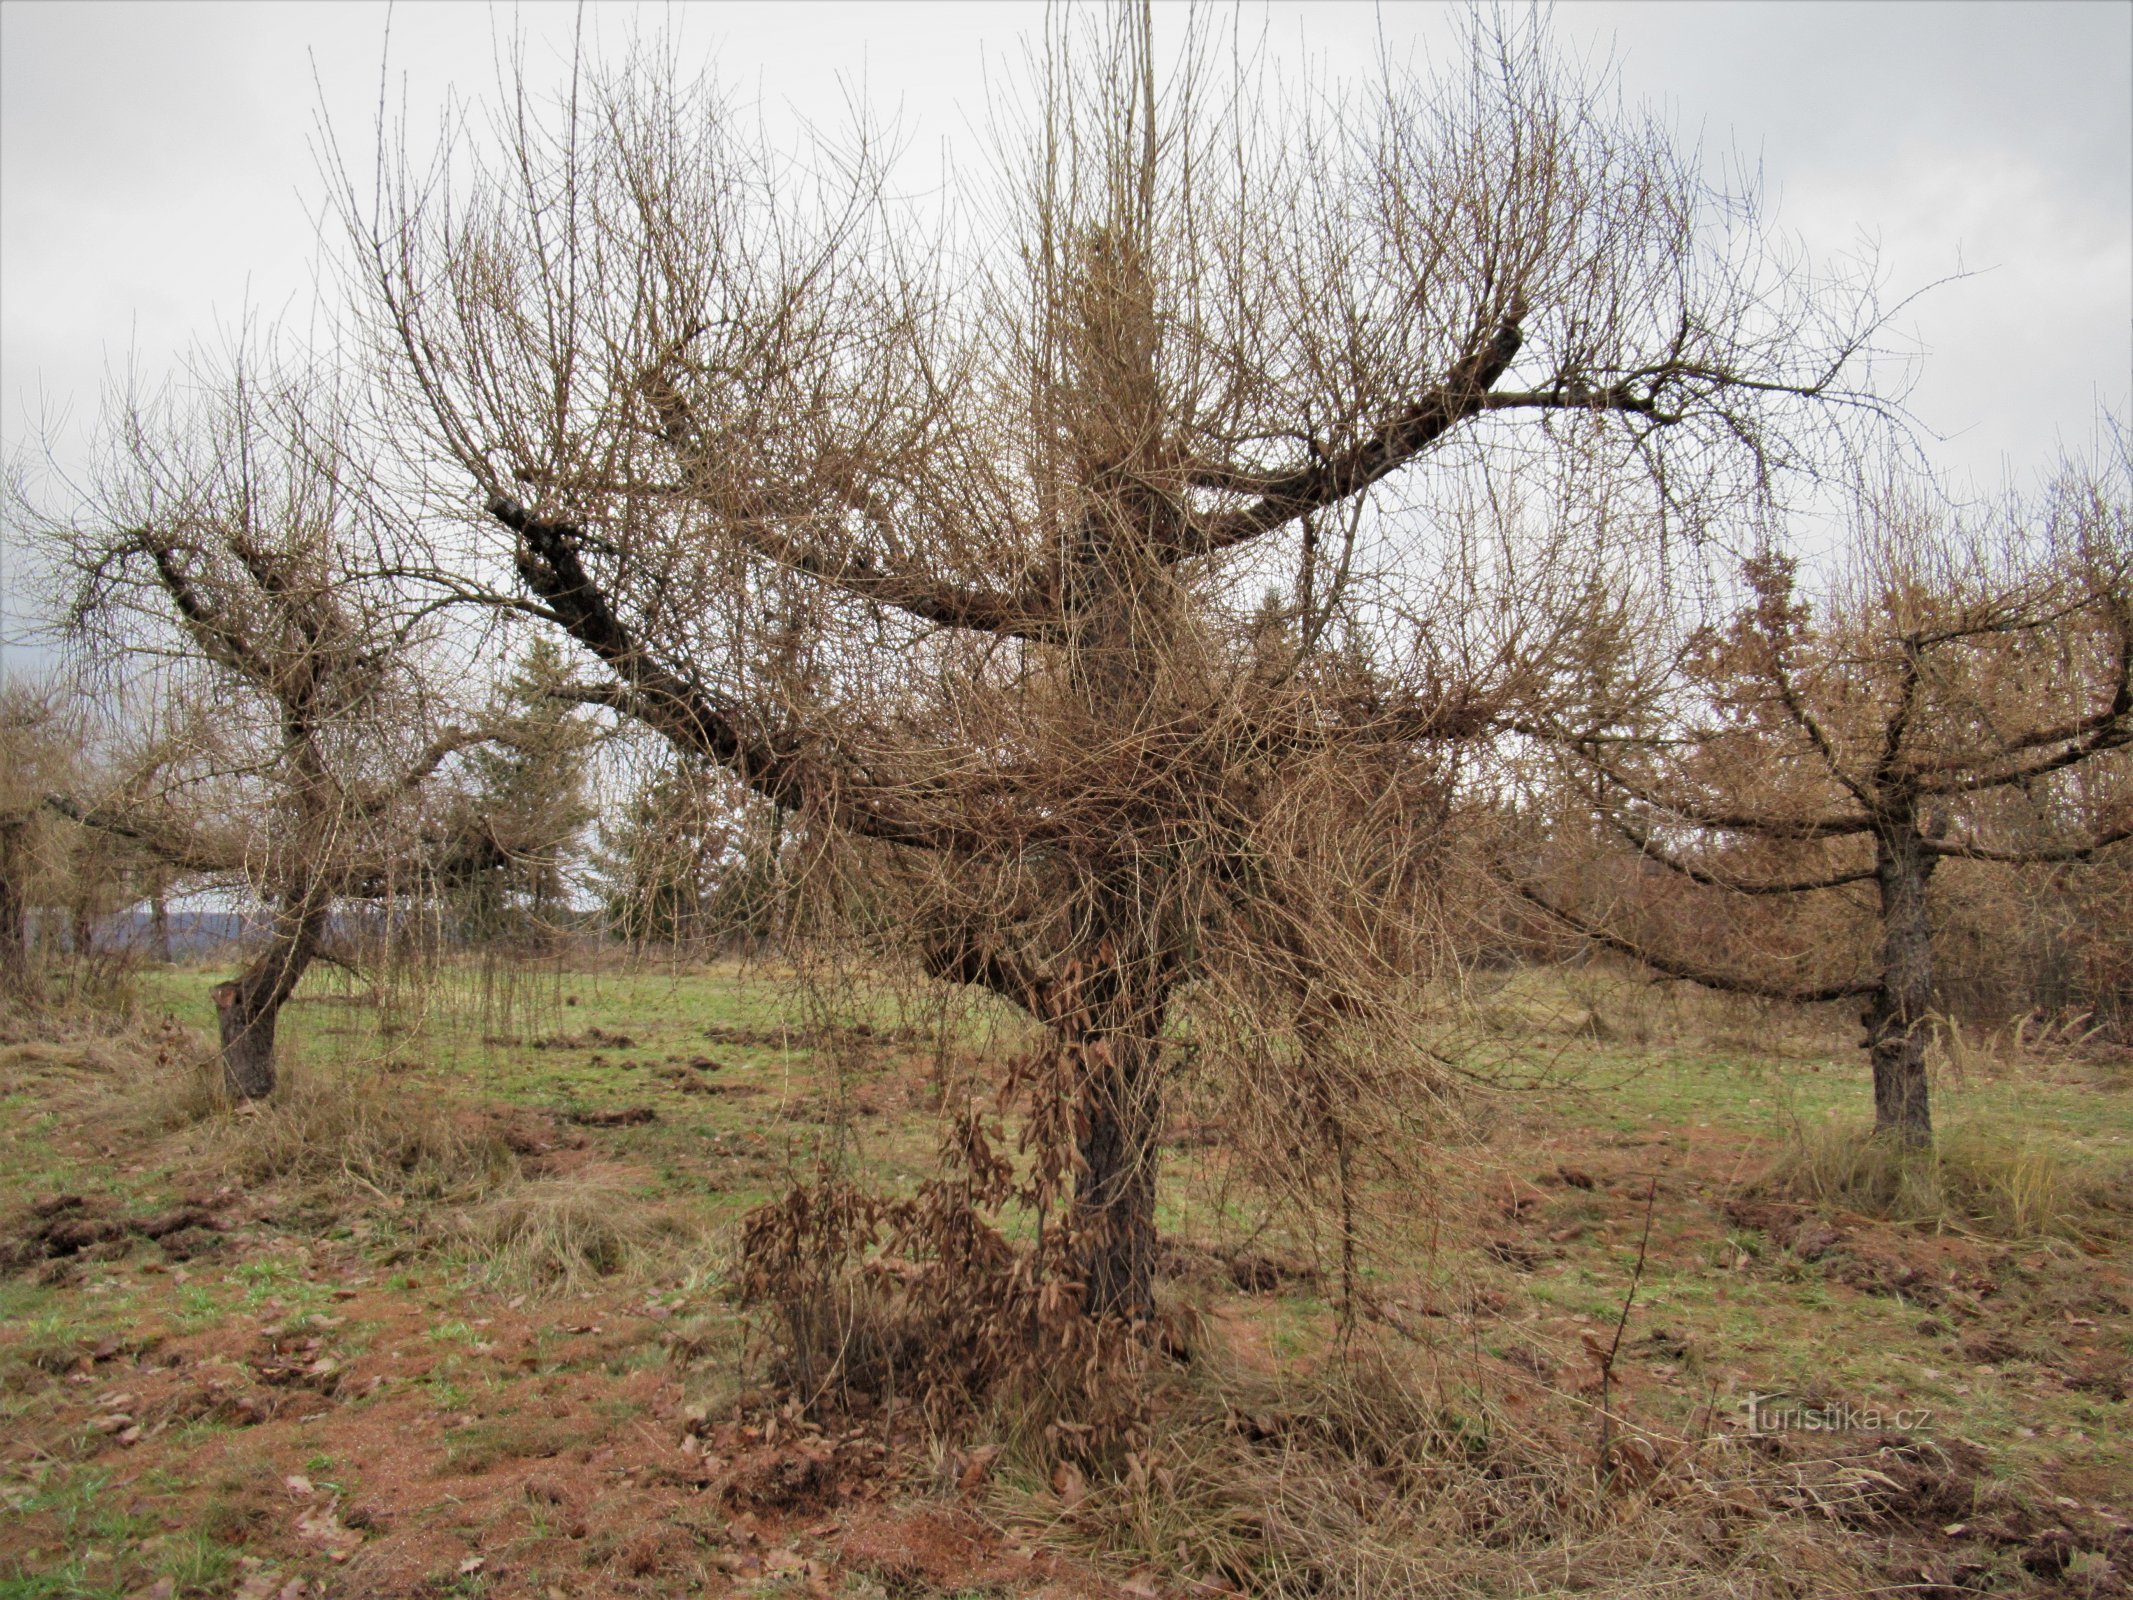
left=347, top=12, right=1896, bottom=1324
left=1520, top=448, right=2132, bottom=1145
left=15, top=346, right=502, bottom=1098
left=0, top=683, right=76, bottom=994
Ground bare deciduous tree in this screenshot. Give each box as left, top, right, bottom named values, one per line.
left=348, top=12, right=1896, bottom=1325
left=1521, top=449, right=2132, bottom=1145
left=16, top=348, right=502, bottom=1098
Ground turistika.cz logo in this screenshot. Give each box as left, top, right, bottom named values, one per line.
left=1740, top=1394, right=1932, bottom=1435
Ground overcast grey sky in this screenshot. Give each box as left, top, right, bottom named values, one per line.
left=4, top=0, right=2129, bottom=678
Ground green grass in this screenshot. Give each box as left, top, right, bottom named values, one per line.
left=3, top=955, right=2126, bottom=1588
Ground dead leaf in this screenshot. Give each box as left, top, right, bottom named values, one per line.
left=283, top=1474, right=315, bottom=1499
left=1052, top=1461, right=1086, bottom=1508
left=958, top=1443, right=1002, bottom=1495
left=294, top=1502, right=363, bottom=1561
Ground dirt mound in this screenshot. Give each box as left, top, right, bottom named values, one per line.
left=838, top=1505, right=1018, bottom=1593
left=1, top=1190, right=231, bottom=1273
left=1157, top=1237, right=1320, bottom=1293
left=563, top=1105, right=658, bottom=1127
left=1778, top=1434, right=2133, bottom=1594
left=1723, top=1198, right=2003, bottom=1308
left=689, top=1410, right=897, bottom=1515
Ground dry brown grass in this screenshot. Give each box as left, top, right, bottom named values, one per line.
left=982, top=1335, right=1920, bottom=1600
left=442, top=1167, right=706, bottom=1293
left=159, top=1056, right=516, bottom=1204
left=13, top=1005, right=521, bottom=1210
left=0, top=1003, right=212, bottom=1129
left=1927, top=1008, right=2124, bottom=1085
left=5, top=1001, right=706, bottom=1297
left=1543, top=960, right=1851, bottom=1058
left=1763, top=1120, right=2127, bottom=1243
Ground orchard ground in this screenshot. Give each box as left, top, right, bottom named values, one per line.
left=1, top=956, right=2128, bottom=1599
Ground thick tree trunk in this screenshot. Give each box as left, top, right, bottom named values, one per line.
left=1864, top=820, right=1936, bottom=1146
left=212, top=902, right=327, bottom=1100
left=150, top=888, right=172, bottom=964
left=1070, top=996, right=1165, bottom=1327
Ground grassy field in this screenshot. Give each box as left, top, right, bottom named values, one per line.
left=1, top=956, right=2128, bottom=1598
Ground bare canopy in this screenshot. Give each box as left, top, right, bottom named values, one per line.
left=344, top=10, right=1900, bottom=1326
left=14, top=344, right=506, bottom=1098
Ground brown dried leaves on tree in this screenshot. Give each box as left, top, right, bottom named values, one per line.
left=1521, top=449, right=2133, bottom=1144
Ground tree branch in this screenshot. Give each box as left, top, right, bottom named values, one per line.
left=350, top=724, right=511, bottom=817
left=127, top=531, right=270, bottom=689
left=489, top=496, right=1000, bottom=855
left=42, top=793, right=242, bottom=876
left=1506, top=877, right=1877, bottom=1003
left=1911, top=717, right=2133, bottom=797
left=1535, top=730, right=1874, bottom=840
left=1923, top=822, right=2132, bottom=865
left=1605, top=812, right=1877, bottom=895
left=1901, top=588, right=2132, bottom=789
left=630, top=388, right=1058, bottom=640
left=1168, top=309, right=1529, bottom=560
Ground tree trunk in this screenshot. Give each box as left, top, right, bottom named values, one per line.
left=0, top=818, right=27, bottom=992
left=1071, top=1003, right=1165, bottom=1326
left=1864, top=819, right=1936, bottom=1146
left=212, top=902, right=327, bottom=1100
left=150, top=890, right=173, bottom=964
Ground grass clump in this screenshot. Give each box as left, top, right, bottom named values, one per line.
left=192, top=1058, right=516, bottom=1204
left=440, top=1411, right=603, bottom=1473
left=987, top=1338, right=1871, bottom=1600
left=1767, top=1121, right=2124, bottom=1241
left=444, top=1170, right=700, bottom=1293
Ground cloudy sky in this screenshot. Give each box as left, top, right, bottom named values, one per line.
left=3, top=0, right=2129, bottom=677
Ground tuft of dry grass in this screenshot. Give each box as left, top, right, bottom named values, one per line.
left=1927, top=1008, right=2120, bottom=1088
left=3, top=999, right=522, bottom=1216
left=115, top=1043, right=520, bottom=1206
left=985, top=1335, right=1890, bottom=1600
left=442, top=1169, right=704, bottom=1293
left=1765, top=1121, right=2125, bottom=1242
left=23, top=1004, right=703, bottom=1291
left=221, top=1071, right=512, bottom=1203
left=1468, top=959, right=1851, bottom=1060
